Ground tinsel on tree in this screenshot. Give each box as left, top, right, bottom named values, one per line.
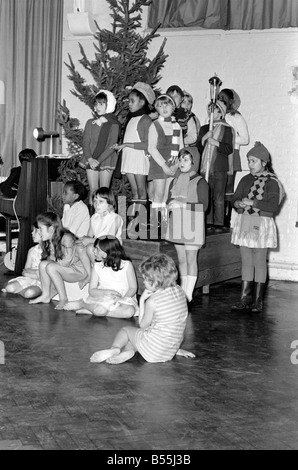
left=57, top=0, right=168, bottom=192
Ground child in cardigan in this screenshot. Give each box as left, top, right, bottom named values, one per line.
left=29, top=212, right=90, bottom=310
left=82, top=90, right=120, bottom=204
left=197, top=100, right=234, bottom=233
left=64, top=236, right=138, bottom=317
left=166, top=148, right=209, bottom=302
left=61, top=180, right=90, bottom=238
left=147, top=94, right=184, bottom=235
left=230, top=142, right=285, bottom=313
left=90, top=253, right=195, bottom=364
left=2, top=221, right=42, bottom=299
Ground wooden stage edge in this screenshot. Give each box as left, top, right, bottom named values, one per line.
left=123, top=231, right=241, bottom=294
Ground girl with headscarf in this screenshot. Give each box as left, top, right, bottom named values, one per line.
left=82, top=90, right=120, bottom=205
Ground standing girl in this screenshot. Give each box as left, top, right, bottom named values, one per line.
left=29, top=212, right=91, bottom=310
left=64, top=236, right=138, bottom=318
left=166, top=148, right=209, bottom=302
left=2, top=221, right=42, bottom=299
left=82, top=90, right=120, bottom=205
left=90, top=253, right=195, bottom=364
left=181, top=91, right=201, bottom=172
left=147, top=94, right=184, bottom=233
left=218, top=88, right=250, bottom=228
left=230, top=142, right=285, bottom=313
left=114, top=82, right=155, bottom=205
left=197, top=100, right=233, bottom=233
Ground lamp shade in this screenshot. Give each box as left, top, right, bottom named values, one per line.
left=33, top=127, right=60, bottom=142
left=67, top=11, right=97, bottom=36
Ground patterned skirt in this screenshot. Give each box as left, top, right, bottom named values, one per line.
left=231, top=213, right=277, bottom=248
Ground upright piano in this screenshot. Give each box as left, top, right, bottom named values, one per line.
left=0, top=156, right=68, bottom=274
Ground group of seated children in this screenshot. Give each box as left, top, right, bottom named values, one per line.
left=2, top=179, right=196, bottom=364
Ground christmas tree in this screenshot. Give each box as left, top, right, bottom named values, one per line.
left=57, top=0, right=168, bottom=196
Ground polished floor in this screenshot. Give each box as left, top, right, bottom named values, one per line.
left=0, top=258, right=298, bottom=450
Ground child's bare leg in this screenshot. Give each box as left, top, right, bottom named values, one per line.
left=21, top=286, right=42, bottom=299
left=63, top=299, right=96, bottom=315
left=106, top=304, right=135, bottom=318
left=29, top=261, right=53, bottom=304
left=46, top=264, right=85, bottom=310
left=86, top=244, right=96, bottom=266
left=92, top=304, right=109, bottom=316
left=106, top=342, right=136, bottom=364
left=90, top=326, right=138, bottom=363
left=76, top=244, right=91, bottom=288
left=63, top=299, right=84, bottom=311
left=2, top=281, right=23, bottom=294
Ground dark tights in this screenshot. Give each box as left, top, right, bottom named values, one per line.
left=240, top=247, right=268, bottom=283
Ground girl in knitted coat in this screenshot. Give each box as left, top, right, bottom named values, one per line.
left=230, top=142, right=285, bottom=313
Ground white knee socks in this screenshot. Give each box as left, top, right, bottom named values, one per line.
left=180, top=276, right=188, bottom=294
left=185, top=276, right=197, bottom=302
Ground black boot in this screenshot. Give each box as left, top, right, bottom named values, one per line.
left=231, top=281, right=254, bottom=311
left=251, top=282, right=266, bottom=313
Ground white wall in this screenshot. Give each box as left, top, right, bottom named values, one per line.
left=62, top=1, right=298, bottom=281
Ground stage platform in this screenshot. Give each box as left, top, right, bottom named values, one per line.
left=123, top=230, right=241, bottom=294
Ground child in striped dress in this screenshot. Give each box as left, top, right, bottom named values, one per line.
left=90, top=253, right=195, bottom=364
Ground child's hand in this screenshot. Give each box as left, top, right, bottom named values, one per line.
left=202, top=131, right=212, bottom=145
left=140, top=289, right=153, bottom=302
left=241, top=198, right=253, bottom=207
left=162, top=163, right=176, bottom=177
left=88, top=158, right=99, bottom=170
left=176, top=348, right=195, bottom=358
left=207, top=137, right=218, bottom=147
left=112, top=143, right=124, bottom=152
left=79, top=237, right=91, bottom=247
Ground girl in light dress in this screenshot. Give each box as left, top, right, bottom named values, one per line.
left=77, top=187, right=124, bottom=265
left=90, top=253, right=195, bottom=365
left=2, top=221, right=42, bottom=299
left=64, top=236, right=138, bottom=318
left=114, top=82, right=155, bottom=204
left=29, top=212, right=90, bottom=310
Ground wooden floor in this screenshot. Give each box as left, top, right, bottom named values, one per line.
left=0, top=258, right=298, bottom=450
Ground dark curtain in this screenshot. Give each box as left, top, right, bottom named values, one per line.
left=0, top=0, right=63, bottom=174
left=148, top=0, right=298, bottom=30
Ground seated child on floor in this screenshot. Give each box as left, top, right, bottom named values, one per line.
left=29, top=212, right=91, bottom=310
left=64, top=236, right=138, bottom=317
left=61, top=180, right=90, bottom=238
left=2, top=221, right=42, bottom=299
left=90, top=253, right=195, bottom=365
